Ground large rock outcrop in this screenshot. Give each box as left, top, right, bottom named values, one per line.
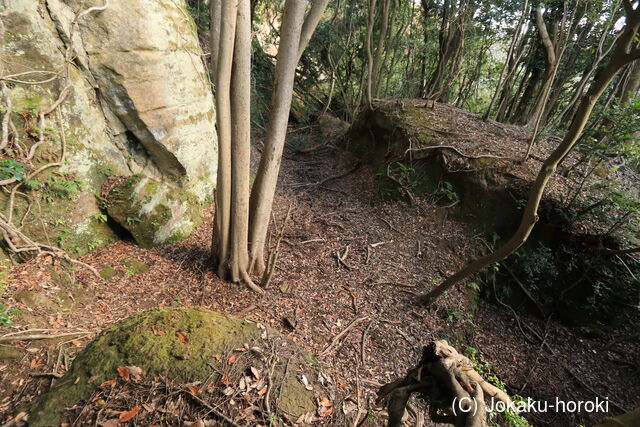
left=1, top=0, right=217, bottom=258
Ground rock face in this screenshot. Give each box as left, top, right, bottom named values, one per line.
left=28, top=308, right=319, bottom=426
left=1, top=0, right=217, bottom=257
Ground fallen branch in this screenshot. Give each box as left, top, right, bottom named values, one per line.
left=289, top=162, right=360, bottom=188
left=0, top=331, right=89, bottom=343
left=320, top=316, right=369, bottom=357
left=360, top=320, right=373, bottom=366
left=405, top=145, right=504, bottom=160
left=381, top=218, right=405, bottom=236
left=335, top=245, right=353, bottom=270
left=182, top=390, right=240, bottom=426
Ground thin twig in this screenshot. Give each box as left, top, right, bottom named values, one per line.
left=360, top=321, right=373, bottom=366
left=320, top=316, right=369, bottom=357
left=261, top=203, right=293, bottom=288
left=0, top=331, right=89, bottom=343
left=182, top=390, right=240, bottom=426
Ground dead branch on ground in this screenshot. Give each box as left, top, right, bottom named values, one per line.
left=261, top=203, right=293, bottom=288
left=320, top=316, right=369, bottom=357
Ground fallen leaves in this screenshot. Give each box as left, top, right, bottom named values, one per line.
left=318, top=396, right=333, bottom=417
left=151, top=324, right=165, bottom=336
left=99, top=378, right=116, bottom=388
left=220, top=371, right=231, bottom=386
left=176, top=331, right=189, bottom=343
left=116, top=365, right=144, bottom=382
left=118, top=406, right=141, bottom=422
left=186, top=383, right=203, bottom=395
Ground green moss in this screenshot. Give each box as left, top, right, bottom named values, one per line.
left=0, top=345, right=23, bottom=361
left=28, top=308, right=323, bottom=426
left=28, top=308, right=264, bottom=426
left=278, top=368, right=316, bottom=416
left=98, top=265, right=118, bottom=280
left=122, top=259, right=149, bottom=276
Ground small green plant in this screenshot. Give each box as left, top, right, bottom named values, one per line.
left=57, top=227, right=72, bottom=246
left=394, top=162, right=418, bottom=188
left=464, top=347, right=532, bottom=427
left=87, top=238, right=104, bottom=252
left=436, top=180, right=460, bottom=203
left=465, top=281, right=481, bottom=292
left=123, top=259, right=149, bottom=276
left=95, top=194, right=110, bottom=210
left=42, top=176, right=82, bottom=202
left=0, top=304, right=18, bottom=327
left=92, top=213, right=108, bottom=223
left=0, top=158, right=26, bottom=181
left=125, top=216, right=142, bottom=225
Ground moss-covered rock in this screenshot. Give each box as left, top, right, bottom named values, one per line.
left=98, top=265, right=119, bottom=280
left=122, top=259, right=149, bottom=276
left=28, top=307, right=319, bottom=426
left=13, top=291, right=56, bottom=310
left=0, top=345, right=23, bottom=361
left=106, top=175, right=203, bottom=248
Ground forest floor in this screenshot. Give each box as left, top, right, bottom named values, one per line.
left=1, top=104, right=639, bottom=427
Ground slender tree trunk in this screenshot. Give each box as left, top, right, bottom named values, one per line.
left=422, top=2, right=640, bottom=306
left=483, top=0, right=529, bottom=121
left=365, top=0, right=377, bottom=108
left=371, top=0, right=392, bottom=98
left=248, top=0, right=307, bottom=275
left=555, top=15, right=621, bottom=127
left=228, top=0, right=259, bottom=289
left=620, top=59, right=640, bottom=103
left=209, top=0, right=221, bottom=86
left=296, top=0, right=331, bottom=63
left=524, top=4, right=559, bottom=129
left=212, top=1, right=237, bottom=274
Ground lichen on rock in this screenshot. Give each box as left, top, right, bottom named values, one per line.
left=106, top=175, right=203, bottom=247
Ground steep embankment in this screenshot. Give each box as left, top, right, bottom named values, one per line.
left=349, top=100, right=639, bottom=325
left=1, top=0, right=217, bottom=267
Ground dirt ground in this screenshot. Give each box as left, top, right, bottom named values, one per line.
left=1, top=115, right=638, bottom=426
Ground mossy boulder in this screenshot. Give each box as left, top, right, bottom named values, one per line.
left=28, top=307, right=319, bottom=426
left=106, top=175, right=203, bottom=248
left=13, top=291, right=56, bottom=310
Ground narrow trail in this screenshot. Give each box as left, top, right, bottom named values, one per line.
left=1, top=127, right=638, bottom=426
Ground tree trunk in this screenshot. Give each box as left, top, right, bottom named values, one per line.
left=555, top=15, right=621, bottom=127
left=212, top=1, right=237, bottom=275
left=228, top=0, right=257, bottom=288
left=619, top=59, right=640, bottom=103
left=209, top=0, right=221, bottom=86
left=371, top=0, right=392, bottom=98
left=248, top=0, right=307, bottom=275
left=365, top=0, right=377, bottom=108
left=524, top=4, right=558, bottom=129
left=296, top=0, right=331, bottom=63
left=483, top=0, right=529, bottom=121
left=422, top=3, right=640, bottom=306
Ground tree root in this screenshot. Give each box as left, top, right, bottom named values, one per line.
left=377, top=340, right=518, bottom=427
